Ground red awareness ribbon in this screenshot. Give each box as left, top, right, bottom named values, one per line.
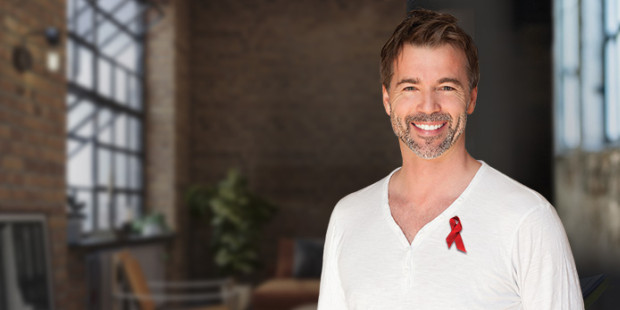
left=446, top=216, right=467, bottom=253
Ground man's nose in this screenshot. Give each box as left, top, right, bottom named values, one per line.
left=416, top=92, right=441, bottom=114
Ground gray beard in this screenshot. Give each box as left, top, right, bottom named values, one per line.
left=391, top=112, right=467, bottom=159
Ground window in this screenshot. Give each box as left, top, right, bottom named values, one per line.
left=604, top=0, right=620, bottom=140
left=554, top=0, right=620, bottom=151
left=66, top=0, right=148, bottom=233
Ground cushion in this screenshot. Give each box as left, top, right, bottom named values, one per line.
left=292, top=239, right=324, bottom=278
left=252, top=278, right=320, bottom=310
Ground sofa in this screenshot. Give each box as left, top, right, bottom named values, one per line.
left=252, top=238, right=323, bottom=310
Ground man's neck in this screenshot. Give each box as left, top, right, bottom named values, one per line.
left=390, top=142, right=481, bottom=210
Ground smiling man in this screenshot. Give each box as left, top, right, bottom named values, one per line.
left=318, top=9, right=584, bottom=309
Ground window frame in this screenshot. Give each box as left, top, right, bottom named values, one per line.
left=554, top=0, right=620, bottom=152
left=66, top=0, right=148, bottom=234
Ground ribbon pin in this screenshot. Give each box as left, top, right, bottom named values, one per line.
left=446, top=216, right=467, bottom=253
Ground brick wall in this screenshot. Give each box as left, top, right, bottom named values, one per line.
left=187, top=0, right=405, bottom=279
left=0, top=0, right=73, bottom=309
left=145, top=0, right=191, bottom=281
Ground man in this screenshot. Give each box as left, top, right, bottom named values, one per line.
left=318, top=9, right=584, bottom=309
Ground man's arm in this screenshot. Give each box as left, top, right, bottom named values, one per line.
left=513, top=204, right=584, bottom=309
left=318, top=211, right=347, bottom=309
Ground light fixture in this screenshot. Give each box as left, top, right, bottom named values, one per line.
left=12, top=27, right=62, bottom=73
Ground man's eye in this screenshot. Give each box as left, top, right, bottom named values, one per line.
left=440, top=86, right=455, bottom=91
left=403, top=86, right=416, bottom=91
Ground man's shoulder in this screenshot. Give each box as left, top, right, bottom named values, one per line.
left=474, top=162, right=551, bottom=216
left=330, top=170, right=394, bottom=218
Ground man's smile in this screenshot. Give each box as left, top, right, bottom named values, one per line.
left=412, top=122, right=446, bottom=131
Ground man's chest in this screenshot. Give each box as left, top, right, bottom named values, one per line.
left=389, top=200, right=452, bottom=244
left=336, top=238, right=520, bottom=309
left=335, top=213, right=521, bottom=309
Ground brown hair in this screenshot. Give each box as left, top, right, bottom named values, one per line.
left=380, top=9, right=479, bottom=90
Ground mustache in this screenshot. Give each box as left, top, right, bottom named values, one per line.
left=404, top=112, right=452, bottom=123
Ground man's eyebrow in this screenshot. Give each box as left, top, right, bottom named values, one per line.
left=438, top=78, right=464, bottom=87
left=395, top=78, right=420, bottom=86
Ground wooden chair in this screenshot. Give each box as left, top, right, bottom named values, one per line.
left=112, top=250, right=237, bottom=310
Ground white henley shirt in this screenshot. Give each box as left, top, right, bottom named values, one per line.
left=318, top=162, right=584, bottom=309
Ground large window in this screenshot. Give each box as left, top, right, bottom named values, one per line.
left=604, top=0, right=620, bottom=140
left=66, top=0, right=148, bottom=233
left=555, top=0, right=620, bottom=151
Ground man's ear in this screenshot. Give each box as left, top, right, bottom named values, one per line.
left=467, top=86, right=478, bottom=114
left=382, top=85, right=391, bottom=116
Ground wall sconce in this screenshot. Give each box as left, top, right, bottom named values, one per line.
left=12, top=27, right=62, bottom=73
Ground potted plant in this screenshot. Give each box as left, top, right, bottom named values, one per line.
left=187, top=168, right=278, bottom=277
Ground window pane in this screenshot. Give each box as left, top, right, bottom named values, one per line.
left=68, top=100, right=94, bottom=137
left=115, top=153, right=127, bottom=188
left=563, top=76, right=581, bottom=147
left=116, top=44, right=137, bottom=72
left=98, top=58, right=112, bottom=98
left=97, top=192, right=110, bottom=231
left=115, top=114, right=128, bottom=148
left=607, top=40, right=619, bottom=140
left=129, top=74, right=141, bottom=109
left=105, top=31, right=132, bottom=60
left=66, top=40, right=76, bottom=80
left=116, top=194, right=130, bottom=227
left=76, top=191, right=93, bottom=232
left=606, top=0, right=618, bottom=34
left=97, top=149, right=111, bottom=187
left=100, top=0, right=126, bottom=13
left=98, top=109, right=113, bottom=144
left=67, top=0, right=75, bottom=23
left=97, top=18, right=117, bottom=52
left=66, top=93, right=78, bottom=108
left=75, top=0, right=89, bottom=12
left=128, top=155, right=142, bottom=190
left=115, top=68, right=127, bottom=104
left=118, top=1, right=138, bottom=25
left=67, top=141, right=92, bottom=187
left=75, top=46, right=94, bottom=89
left=562, top=0, right=579, bottom=68
left=67, top=139, right=81, bottom=156
left=128, top=116, right=141, bottom=151
left=130, top=194, right=142, bottom=218
left=76, top=5, right=94, bottom=42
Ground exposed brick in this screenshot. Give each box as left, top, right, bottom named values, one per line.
left=1, top=155, right=23, bottom=171
left=1, top=0, right=71, bottom=308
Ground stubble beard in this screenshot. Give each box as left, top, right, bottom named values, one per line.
left=390, top=111, right=468, bottom=159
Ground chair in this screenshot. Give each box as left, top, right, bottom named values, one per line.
left=112, top=250, right=237, bottom=310
left=252, top=238, right=322, bottom=310
left=580, top=274, right=608, bottom=309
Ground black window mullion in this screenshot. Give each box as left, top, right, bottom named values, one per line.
left=68, top=105, right=97, bottom=136
left=110, top=110, right=117, bottom=229
left=91, top=106, right=99, bottom=232
left=91, top=1, right=141, bottom=41
left=99, top=142, right=143, bottom=158
left=137, top=4, right=146, bottom=215
left=68, top=82, right=141, bottom=118
left=67, top=135, right=91, bottom=160
left=68, top=33, right=141, bottom=77
left=79, top=0, right=132, bottom=41
left=91, top=2, right=101, bottom=232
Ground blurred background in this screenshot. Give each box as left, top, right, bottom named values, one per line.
left=0, top=0, right=618, bottom=309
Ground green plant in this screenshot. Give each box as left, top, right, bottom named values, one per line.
left=186, top=169, right=277, bottom=276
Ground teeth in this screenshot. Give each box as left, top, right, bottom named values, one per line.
left=414, top=123, right=443, bottom=130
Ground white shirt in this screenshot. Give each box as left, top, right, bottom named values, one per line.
left=318, top=162, right=584, bottom=309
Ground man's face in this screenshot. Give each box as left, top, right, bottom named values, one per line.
left=382, top=44, right=477, bottom=160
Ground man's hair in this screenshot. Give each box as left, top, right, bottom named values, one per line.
left=380, top=9, right=479, bottom=90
